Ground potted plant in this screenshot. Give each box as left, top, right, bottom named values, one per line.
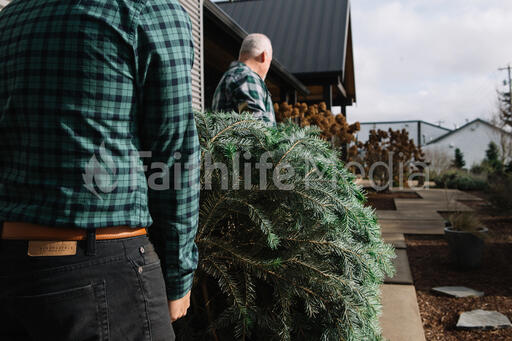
left=444, top=212, right=488, bottom=269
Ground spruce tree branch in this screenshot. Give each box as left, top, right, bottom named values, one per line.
left=283, top=237, right=365, bottom=265
left=221, top=197, right=279, bottom=248
left=201, top=238, right=330, bottom=305
left=206, top=259, right=246, bottom=314
left=211, top=120, right=254, bottom=143
left=198, top=192, right=229, bottom=238
left=301, top=184, right=365, bottom=228
left=285, top=258, right=364, bottom=315
left=201, top=281, right=220, bottom=341
left=275, top=138, right=307, bottom=168
left=284, top=188, right=334, bottom=209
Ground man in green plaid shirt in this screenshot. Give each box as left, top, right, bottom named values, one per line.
left=0, top=0, right=199, bottom=339
left=212, top=33, right=276, bottom=125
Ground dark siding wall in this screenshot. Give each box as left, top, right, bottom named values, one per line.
left=179, top=0, right=204, bottom=111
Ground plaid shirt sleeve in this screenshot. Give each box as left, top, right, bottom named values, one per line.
left=136, top=0, right=200, bottom=301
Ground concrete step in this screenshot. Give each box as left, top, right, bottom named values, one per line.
left=416, top=189, right=483, bottom=202
left=379, top=219, right=446, bottom=235
left=380, top=284, right=426, bottom=341
left=394, top=199, right=472, bottom=212
left=382, top=233, right=407, bottom=249
left=384, top=249, right=413, bottom=285
left=377, top=210, right=446, bottom=221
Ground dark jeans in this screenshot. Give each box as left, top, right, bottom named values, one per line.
left=0, top=231, right=175, bottom=341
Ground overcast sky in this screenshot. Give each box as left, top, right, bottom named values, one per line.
left=348, top=0, right=512, bottom=127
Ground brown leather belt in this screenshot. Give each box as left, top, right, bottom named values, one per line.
left=1, top=222, right=147, bottom=241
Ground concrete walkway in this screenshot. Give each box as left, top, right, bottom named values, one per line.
left=380, top=284, right=426, bottom=341
left=379, top=189, right=481, bottom=341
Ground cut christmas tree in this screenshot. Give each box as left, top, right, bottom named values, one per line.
left=174, top=112, right=395, bottom=341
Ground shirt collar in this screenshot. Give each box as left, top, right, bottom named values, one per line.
left=229, top=61, right=265, bottom=82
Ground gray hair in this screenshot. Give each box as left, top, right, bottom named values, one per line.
left=239, top=33, right=273, bottom=59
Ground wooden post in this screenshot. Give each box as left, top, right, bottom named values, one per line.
left=323, top=85, right=333, bottom=110
left=290, top=90, right=298, bottom=104
left=341, top=105, right=347, bottom=117
left=280, top=87, right=289, bottom=104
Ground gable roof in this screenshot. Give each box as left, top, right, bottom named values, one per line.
left=427, top=119, right=512, bottom=145
left=205, top=0, right=309, bottom=96
left=217, top=0, right=351, bottom=76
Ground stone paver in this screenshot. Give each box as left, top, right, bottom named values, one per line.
left=378, top=189, right=476, bottom=237
left=384, top=249, right=413, bottom=284
left=457, top=310, right=512, bottom=329
left=432, top=286, right=484, bottom=298
left=380, top=284, right=426, bottom=341
left=377, top=189, right=478, bottom=340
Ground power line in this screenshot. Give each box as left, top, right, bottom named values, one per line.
left=498, top=64, right=512, bottom=107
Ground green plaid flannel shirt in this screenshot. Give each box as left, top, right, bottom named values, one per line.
left=212, top=61, right=276, bottom=125
left=0, top=0, right=200, bottom=300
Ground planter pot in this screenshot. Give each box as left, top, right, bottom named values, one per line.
left=444, top=225, right=488, bottom=269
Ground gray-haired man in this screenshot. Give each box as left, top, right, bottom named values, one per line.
left=212, top=33, right=276, bottom=125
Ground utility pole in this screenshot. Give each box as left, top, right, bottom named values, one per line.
left=498, top=64, right=512, bottom=107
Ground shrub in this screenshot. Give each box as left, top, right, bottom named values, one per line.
left=470, top=163, right=490, bottom=175
left=452, top=148, right=466, bottom=169
left=484, top=142, right=504, bottom=173
left=175, top=112, right=395, bottom=341
left=274, top=102, right=361, bottom=162
left=488, top=175, right=512, bottom=212
left=434, top=169, right=488, bottom=191
left=448, top=212, right=481, bottom=232
left=360, top=129, right=425, bottom=190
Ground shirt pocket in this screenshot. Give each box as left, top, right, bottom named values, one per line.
left=7, top=280, right=109, bottom=341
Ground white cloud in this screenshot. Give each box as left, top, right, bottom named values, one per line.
left=348, top=0, right=512, bottom=127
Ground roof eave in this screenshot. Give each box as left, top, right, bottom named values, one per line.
left=425, top=119, right=512, bottom=145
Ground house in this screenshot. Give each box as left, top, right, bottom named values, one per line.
left=202, top=0, right=309, bottom=109
left=180, top=0, right=310, bottom=111
left=422, top=119, right=512, bottom=168
left=217, top=0, right=356, bottom=114
left=356, top=120, right=451, bottom=147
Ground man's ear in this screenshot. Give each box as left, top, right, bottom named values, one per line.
left=259, top=52, right=266, bottom=64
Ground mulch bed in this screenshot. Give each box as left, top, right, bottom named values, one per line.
left=365, top=190, right=420, bottom=210
left=405, top=195, right=512, bottom=341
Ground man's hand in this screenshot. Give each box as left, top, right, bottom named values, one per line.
left=168, top=290, right=191, bottom=322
